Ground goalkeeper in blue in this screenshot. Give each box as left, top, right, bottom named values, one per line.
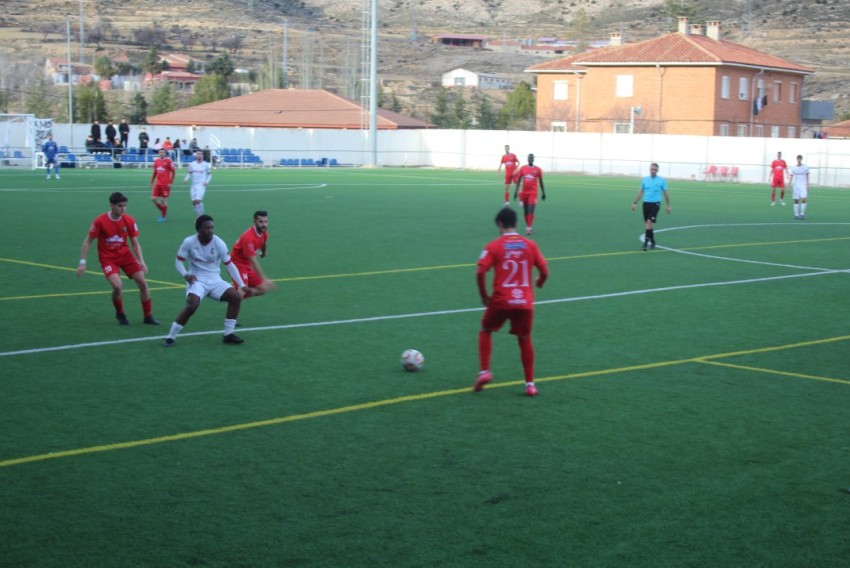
left=42, top=133, right=60, bottom=179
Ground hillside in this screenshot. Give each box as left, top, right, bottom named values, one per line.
left=1, top=0, right=849, bottom=121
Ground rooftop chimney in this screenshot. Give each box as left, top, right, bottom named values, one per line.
left=677, top=16, right=689, bottom=35
left=690, top=24, right=704, bottom=35
left=609, top=32, right=622, bottom=46
left=706, top=21, right=721, bottom=41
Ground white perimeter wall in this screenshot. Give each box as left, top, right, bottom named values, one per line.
left=8, top=122, right=850, bottom=187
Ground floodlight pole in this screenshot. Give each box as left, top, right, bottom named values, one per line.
left=367, top=0, right=378, bottom=167
left=67, top=18, right=74, bottom=148
left=282, top=19, right=289, bottom=89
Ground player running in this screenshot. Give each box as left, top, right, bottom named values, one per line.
left=498, top=144, right=520, bottom=206
left=514, top=153, right=546, bottom=235
left=184, top=150, right=212, bottom=218
left=150, top=148, right=176, bottom=222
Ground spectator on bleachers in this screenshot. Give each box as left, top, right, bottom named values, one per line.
left=91, top=120, right=102, bottom=143
left=181, top=140, right=192, bottom=159
left=112, top=138, right=124, bottom=158
left=139, top=127, right=150, bottom=154
left=163, top=137, right=174, bottom=151
left=119, top=119, right=130, bottom=148
left=105, top=121, right=117, bottom=146
left=152, top=138, right=162, bottom=151
left=190, top=138, right=200, bottom=152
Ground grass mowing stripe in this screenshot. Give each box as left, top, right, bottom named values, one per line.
left=3, top=334, right=848, bottom=469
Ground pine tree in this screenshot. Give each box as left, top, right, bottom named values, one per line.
left=129, top=92, right=148, bottom=124
left=189, top=75, right=229, bottom=106
left=429, top=87, right=452, bottom=128
left=451, top=92, right=471, bottom=129
left=500, top=82, right=536, bottom=130
left=25, top=79, right=53, bottom=117
left=474, top=93, right=500, bottom=130
left=149, top=83, right=178, bottom=116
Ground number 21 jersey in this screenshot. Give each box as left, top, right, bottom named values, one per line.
left=478, top=232, right=547, bottom=310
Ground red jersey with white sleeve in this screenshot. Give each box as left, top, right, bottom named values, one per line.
left=477, top=232, right=548, bottom=310
left=151, top=157, right=175, bottom=186
left=230, top=226, right=269, bottom=270
left=87, top=212, right=138, bottom=263
left=517, top=164, right=543, bottom=196
left=770, top=159, right=787, bottom=187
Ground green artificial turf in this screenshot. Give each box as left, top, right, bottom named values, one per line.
left=1, top=166, right=849, bottom=567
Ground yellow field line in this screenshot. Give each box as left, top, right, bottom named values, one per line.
left=2, top=334, right=848, bottom=469
left=696, top=359, right=850, bottom=385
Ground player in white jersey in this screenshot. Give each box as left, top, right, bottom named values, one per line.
left=164, top=215, right=253, bottom=347
left=789, top=154, right=811, bottom=220
left=184, top=150, right=212, bottom=217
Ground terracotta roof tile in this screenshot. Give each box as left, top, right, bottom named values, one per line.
left=146, top=89, right=434, bottom=129
left=574, top=33, right=813, bottom=73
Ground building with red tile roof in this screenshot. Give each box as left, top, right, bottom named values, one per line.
left=526, top=18, right=814, bottom=137
left=146, top=89, right=433, bottom=129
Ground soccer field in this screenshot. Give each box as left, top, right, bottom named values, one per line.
left=1, top=166, right=849, bottom=567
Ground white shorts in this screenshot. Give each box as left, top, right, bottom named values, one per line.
left=792, top=184, right=808, bottom=199
left=186, top=277, right=233, bottom=302
left=190, top=184, right=206, bottom=202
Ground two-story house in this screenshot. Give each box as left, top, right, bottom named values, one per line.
left=526, top=18, right=814, bottom=137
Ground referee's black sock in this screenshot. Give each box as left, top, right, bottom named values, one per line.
left=645, top=229, right=652, bottom=244
left=649, top=229, right=655, bottom=244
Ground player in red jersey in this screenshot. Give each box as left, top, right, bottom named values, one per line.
left=230, top=210, right=276, bottom=297
left=150, top=148, right=176, bottom=222
left=498, top=144, right=520, bottom=206
left=769, top=151, right=788, bottom=206
left=513, top=153, right=546, bottom=235
left=473, top=207, right=549, bottom=397
left=76, top=192, right=159, bottom=325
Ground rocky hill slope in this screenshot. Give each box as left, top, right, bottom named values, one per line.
left=1, top=0, right=848, bottom=120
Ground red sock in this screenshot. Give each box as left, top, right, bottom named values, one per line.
left=504, top=190, right=509, bottom=202
left=518, top=336, right=535, bottom=383
left=161, top=205, right=168, bottom=217
left=113, top=298, right=124, bottom=315
left=528, top=213, right=535, bottom=227
left=771, top=190, right=775, bottom=201
left=478, top=330, right=492, bottom=371
left=141, top=298, right=152, bottom=318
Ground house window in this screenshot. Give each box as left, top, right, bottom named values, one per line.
left=553, top=81, right=568, bottom=101
left=737, top=124, right=748, bottom=137
left=773, top=81, right=782, bottom=103
left=614, top=122, right=631, bottom=134
left=721, top=76, right=730, bottom=99
left=787, top=126, right=796, bottom=138
left=790, top=83, right=798, bottom=103
left=771, top=126, right=780, bottom=138
left=454, top=77, right=466, bottom=87
left=719, top=123, right=729, bottom=136
left=551, top=121, right=567, bottom=132
left=754, top=124, right=764, bottom=137
left=738, top=77, right=749, bottom=100
left=615, top=75, right=633, bottom=98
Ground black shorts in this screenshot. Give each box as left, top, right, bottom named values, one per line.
left=643, top=201, right=661, bottom=223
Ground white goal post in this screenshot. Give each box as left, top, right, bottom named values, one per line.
left=0, top=114, right=54, bottom=169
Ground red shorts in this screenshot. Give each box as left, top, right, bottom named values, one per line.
left=504, top=169, right=517, bottom=185
left=233, top=264, right=263, bottom=288
left=481, top=306, right=533, bottom=337
left=771, top=177, right=785, bottom=189
left=152, top=184, right=171, bottom=198
left=520, top=192, right=538, bottom=206
left=101, top=252, right=142, bottom=280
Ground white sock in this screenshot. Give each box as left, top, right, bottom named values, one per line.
left=794, top=203, right=800, bottom=215
left=224, top=318, right=237, bottom=335
left=167, top=322, right=183, bottom=339
left=193, top=203, right=204, bottom=216
left=801, top=203, right=807, bottom=215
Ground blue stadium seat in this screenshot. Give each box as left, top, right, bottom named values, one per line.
left=59, top=146, right=69, bottom=153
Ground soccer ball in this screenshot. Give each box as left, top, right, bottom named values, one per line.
left=400, top=349, right=424, bottom=372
